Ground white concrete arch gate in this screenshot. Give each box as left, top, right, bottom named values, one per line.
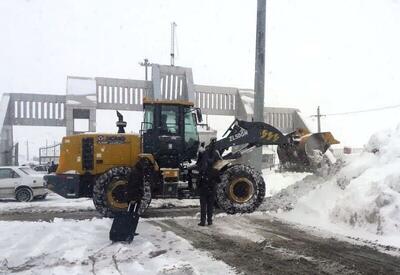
left=0, top=64, right=308, bottom=166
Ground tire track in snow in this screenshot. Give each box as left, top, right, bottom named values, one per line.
left=150, top=215, right=400, bottom=274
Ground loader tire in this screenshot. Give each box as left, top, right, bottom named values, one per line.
left=93, top=166, right=151, bottom=218
left=216, top=164, right=265, bottom=214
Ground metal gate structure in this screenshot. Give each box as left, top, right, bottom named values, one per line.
left=0, top=64, right=308, bottom=165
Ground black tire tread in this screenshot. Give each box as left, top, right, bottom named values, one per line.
left=216, top=164, right=265, bottom=214
left=92, top=166, right=151, bottom=218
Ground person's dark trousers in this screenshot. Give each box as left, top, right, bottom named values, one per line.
left=200, top=190, right=215, bottom=225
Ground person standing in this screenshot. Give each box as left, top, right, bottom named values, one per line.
left=47, top=161, right=57, bottom=174
left=197, top=139, right=220, bottom=226
left=198, top=175, right=215, bottom=226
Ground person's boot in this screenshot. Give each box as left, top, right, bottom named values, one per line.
left=198, top=221, right=206, bottom=226
left=207, top=220, right=212, bottom=226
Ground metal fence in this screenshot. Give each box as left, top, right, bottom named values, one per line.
left=39, top=143, right=61, bottom=165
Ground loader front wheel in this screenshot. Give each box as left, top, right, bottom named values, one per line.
left=93, top=166, right=151, bottom=217
left=216, top=164, right=265, bottom=214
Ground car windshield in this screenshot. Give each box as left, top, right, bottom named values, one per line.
left=19, top=167, right=40, bottom=175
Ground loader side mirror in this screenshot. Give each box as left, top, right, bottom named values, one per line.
left=195, top=108, right=203, bottom=123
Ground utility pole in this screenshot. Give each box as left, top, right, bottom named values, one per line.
left=14, top=142, right=19, bottom=166
left=170, top=22, right=177, bottom=66
left=253, top=0, right=266, bottom=171
left=254, top=0, right=266, bottom=123
left=311, top=106, right=325, bottom=132
left=317, top=106, right=321, bottom=132
left=139, top=58, right=152, bottom=81
left=26, top=140, right=29, bottom=162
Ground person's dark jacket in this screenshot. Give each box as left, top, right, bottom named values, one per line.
left=127, top=168, right=144, bottom=202
left=198, top=145, right=221, bottom=195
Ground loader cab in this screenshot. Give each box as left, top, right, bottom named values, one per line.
left=141, top=98, right=201, bottom=168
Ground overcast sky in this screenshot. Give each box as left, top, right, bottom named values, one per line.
left=1, top=0, right=400, bottom=159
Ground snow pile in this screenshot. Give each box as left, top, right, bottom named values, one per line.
left=330, top=126, right=400, bottom=235
left=270, top=124, right=400, bottom=247
left=259, top=173, right=321, bottom=212
left=0, top=219, right=234, bottom=274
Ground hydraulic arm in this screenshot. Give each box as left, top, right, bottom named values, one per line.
left=212, top=119, right=339, bottom=170
left=213, top=119, right=291, bottom=158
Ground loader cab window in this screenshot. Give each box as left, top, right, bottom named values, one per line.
left=160, top=105, right=179, bottom=135
left=143, top=105, right=154, bottom=131
left=184, top=110, right=199, bottom=149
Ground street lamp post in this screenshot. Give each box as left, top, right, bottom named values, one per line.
left=139, top=58, right=152, bottom=81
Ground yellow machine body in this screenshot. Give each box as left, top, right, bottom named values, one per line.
left=57, top=133, right=142, bottom=175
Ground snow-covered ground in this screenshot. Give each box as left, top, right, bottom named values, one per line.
left=2, top=124, right=400, bottom=274
left=0, top=218, right=234, bottom=274
left=0, top=195, right=223, bottom=274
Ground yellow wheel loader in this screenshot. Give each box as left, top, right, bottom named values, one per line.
left=45, top=98, right=338, bottom=217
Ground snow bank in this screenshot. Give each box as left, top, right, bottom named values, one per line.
left=330, top=125, right=400, bottom=236
left=0, top=193, right=95, bottom=214
left=270, top=124, right=400, bottom=248
left=0, top=193, right=199, bottom=215
left=0, top=219, right=234, bottom=274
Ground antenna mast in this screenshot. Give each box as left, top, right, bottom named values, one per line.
left=170, top=22, right=177, bottom=66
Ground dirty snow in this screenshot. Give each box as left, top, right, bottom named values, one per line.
left=0, top=192, right=199, bottom=215
left=211, top=216, right=265, bottom=243
left=0, top=218, right=234, bottom=275
left=0, top=192, right=94, bottom=214
left=149, top=199, right=199, bottom=209
left=265, top=124, right=400, bottom=248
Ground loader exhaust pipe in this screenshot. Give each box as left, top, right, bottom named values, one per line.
left=116, top=111, right=127, bottom=134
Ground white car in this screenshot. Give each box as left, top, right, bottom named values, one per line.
left=0, top=166, right=48, bottom=202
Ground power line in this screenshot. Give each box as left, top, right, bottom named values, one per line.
left=324, top=104, right=400, bottom=116
left=309, top=104, right=400, bottom=131
left=310, top=103, right=400, bottom=119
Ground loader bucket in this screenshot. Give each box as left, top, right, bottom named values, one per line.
left=303, top=132, right=340, bottom=159
left=277, top=131, right=339, bottom=171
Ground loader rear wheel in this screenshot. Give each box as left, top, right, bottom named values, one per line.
left=93, top=166, right=151, bottom=217
left=216, top=164, right=265, bottom=214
